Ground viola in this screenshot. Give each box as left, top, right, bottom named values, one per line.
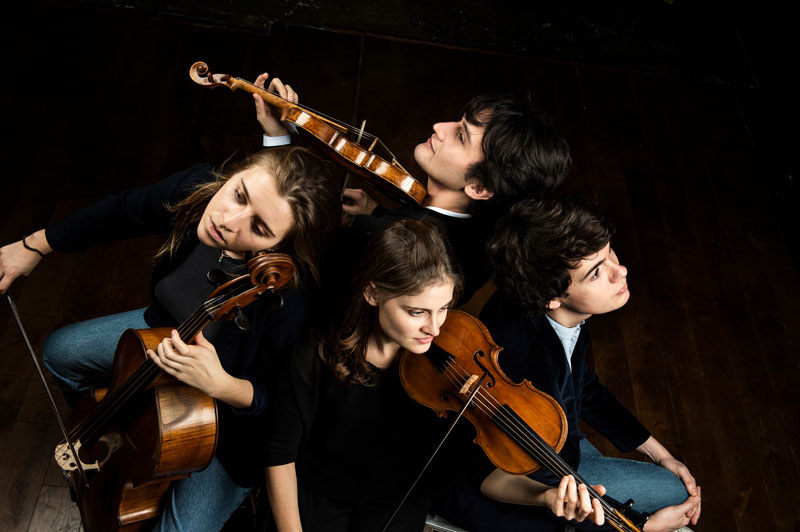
left=189, top=61, right=427, bottom=206
left=56, top=251, right=294, bottom=532
left=399, top=310, right=643, bottom=532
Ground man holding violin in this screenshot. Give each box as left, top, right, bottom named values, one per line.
left=433, top=194, right=702, bottom=532
left=252, top=73, right=572, bottom=302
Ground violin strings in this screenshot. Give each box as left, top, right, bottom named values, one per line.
left=442, top=361, right=619, bottom=517
left=437, top=362, right=631, bottom=530
left=237, top=78, right=408, bottom=163
left=436, top=356, right=628, bottom=526
left=237, top=78, right=373, bottom=138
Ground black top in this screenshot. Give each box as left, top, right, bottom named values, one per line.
left=46, top=164, right=310, bottom=486
left=265, top=337, right=464, bottom=505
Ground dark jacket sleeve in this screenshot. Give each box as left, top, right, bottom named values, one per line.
left=577, top=345, right=651, bottom=453
left=229, top=286, right=312, bottom=416
left=264, top=337, right=322, bottom=466
left=45, top=163, right=213, bottom=251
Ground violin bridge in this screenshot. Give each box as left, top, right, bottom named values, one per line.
left=459, top=375, right=480, bottom=395
left=392, top=157, right=410, bottom=173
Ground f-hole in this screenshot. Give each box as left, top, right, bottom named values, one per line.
left=473, top=351, right=495, bottom=387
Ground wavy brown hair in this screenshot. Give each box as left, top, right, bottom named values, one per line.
left=157, top=147, right=341, bottom=285
left=318, top=219, right=463, bottom=385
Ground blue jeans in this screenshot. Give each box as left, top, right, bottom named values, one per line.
left=431, top=438, right=690, bottom=532
left=153, top=456, right=253, bottom=532
left=42, top=307, right=150, bottom=397
left=576, top=439, right=688, bottom=514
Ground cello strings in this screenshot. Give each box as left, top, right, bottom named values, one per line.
left=66, top=279, right=251, bottom=446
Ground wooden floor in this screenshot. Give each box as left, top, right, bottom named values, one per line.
left=1, top=4, right=798, bottom=532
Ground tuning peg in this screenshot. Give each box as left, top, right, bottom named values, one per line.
left=234, top=307, right=250, bottom=331
left=266, top=288, right=284, bottom=313
left=206, top=268, right=228, bottom=286
left=621, top=499, right=634, bottom=512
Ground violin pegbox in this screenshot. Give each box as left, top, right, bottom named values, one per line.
left=189, top=61, right=234, bottom=89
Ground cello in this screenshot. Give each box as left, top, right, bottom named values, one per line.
left=398, top=310, right=644, bottom=532
left=189, top=61, right=427, bottom=206
left=55, top=251, right=294, bottom=532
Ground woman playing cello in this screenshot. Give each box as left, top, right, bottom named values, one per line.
left=0, top=145, right=341, bottom=532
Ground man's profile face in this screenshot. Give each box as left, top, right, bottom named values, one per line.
left=554, top=244, right=630, bottom=319
left=413, top=116, right=485, bottom=194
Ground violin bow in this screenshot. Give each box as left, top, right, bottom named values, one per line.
left=380, top=369, right=491, bottom=532
left=4, top=293, right=90, bottom=488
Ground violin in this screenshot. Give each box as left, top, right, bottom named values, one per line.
left=57, top=251, right=294, bottom=532
left=189, top=61, right=427, bottom=206
left=399, top=311, right=643, bottom=532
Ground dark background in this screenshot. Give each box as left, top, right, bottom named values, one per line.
left=1, top=1, right=798, bottom=531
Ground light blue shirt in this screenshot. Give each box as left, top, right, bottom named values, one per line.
left=545, top=314, right=584, bottom=371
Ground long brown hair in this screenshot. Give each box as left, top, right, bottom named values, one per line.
left=157, top=147, right=341, bottom=285
left=318, top=219, right=463, bottom=385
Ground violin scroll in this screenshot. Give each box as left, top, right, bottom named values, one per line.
left=189, top=61, right=233, bottom=89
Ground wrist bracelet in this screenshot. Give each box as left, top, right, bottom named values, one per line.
left=22, top=236, right=45, bottom=258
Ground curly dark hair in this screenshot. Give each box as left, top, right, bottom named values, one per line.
left=318, top=219, right=463, bottom=385
left=462, top=94, right=572, bottom=216
left=487, top=193, right=613, bottom=314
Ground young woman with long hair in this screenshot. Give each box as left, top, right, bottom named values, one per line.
left=265, top=218, right=464, bottom=532
left=0, top=146, right=341, bottom=532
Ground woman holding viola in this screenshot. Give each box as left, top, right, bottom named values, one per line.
left=265, top=219, right=465, bottom=532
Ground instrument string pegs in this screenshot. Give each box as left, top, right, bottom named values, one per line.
left=266, top=287, right=284, bottom=313
left=206, top=268, right=228, bottom=286
left=621, top=499, right=635, bottom=512
left=233, top=306, right=250, bottom=331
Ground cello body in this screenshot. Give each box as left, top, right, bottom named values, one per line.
left=57, top=252, right=295, bottom=531
left=73, top=327, right=218, bottom=531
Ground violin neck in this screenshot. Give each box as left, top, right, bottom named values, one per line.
left=495, top=414, right=641, bottom=532
left=490, top=406, right=641, bottom=531
left=230, top=77, right=287, bottom=110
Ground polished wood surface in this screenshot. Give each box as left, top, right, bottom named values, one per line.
left=1, top=3, right=797, bottom=531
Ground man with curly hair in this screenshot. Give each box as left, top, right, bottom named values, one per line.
left=434, top=194, right=702, bottom=532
